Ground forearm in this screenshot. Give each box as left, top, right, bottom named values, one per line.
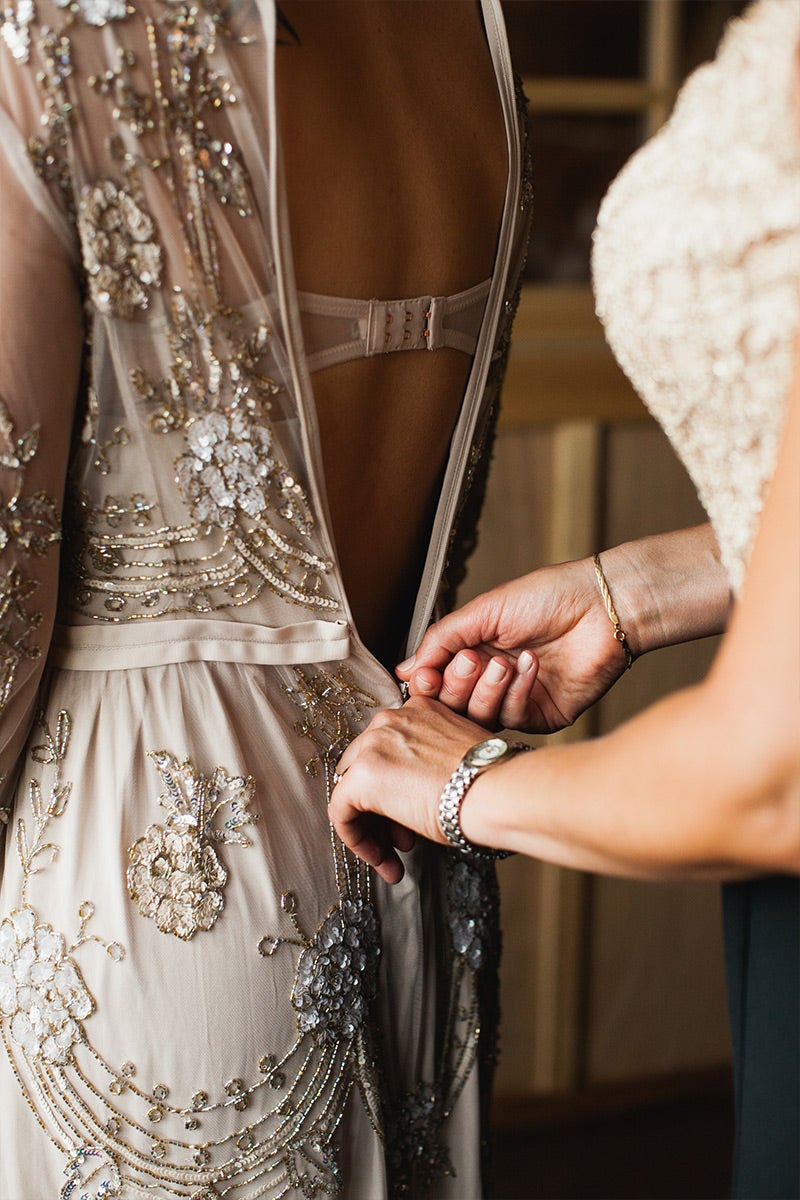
left=596, top=524, right=732, bottom=659
left=463, top=675, right=799, bottom=880
left=465, top=365, right=799, bottom=880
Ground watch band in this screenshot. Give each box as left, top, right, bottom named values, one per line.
left=437, top=737, right=531, bottom=860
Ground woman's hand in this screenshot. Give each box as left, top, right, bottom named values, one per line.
left=398, top=558, right=629, bottom=733
left=329, top=698, right=488, bottom=884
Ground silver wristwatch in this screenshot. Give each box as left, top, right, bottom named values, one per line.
left=437, top=736, right=529, bottom=860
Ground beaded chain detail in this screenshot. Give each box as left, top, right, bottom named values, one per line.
left=280, top=666, right=502, bottom=1198
left=1, top=701, right=375, bottom=1198
left=1, top=673, right=499, bottom=1197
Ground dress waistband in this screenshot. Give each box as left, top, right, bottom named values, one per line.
left=49, top=617, right=351, bottom=671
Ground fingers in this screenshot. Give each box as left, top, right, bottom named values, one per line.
left=438, top=650, right=537, bottom=729
left=396, top=599, right=488, bottom=677
left=395, top=655, right=416, bottom=680
left=405, top=665, right=443, bottom=699
left=330, top=739, right=416, bottom=884
left=387, top=820, right=416, bottom=853
left=328, top=794, right=407, bottom=884
left=420, top=649, right=540, bottom=729
left=330, top=697, right=485, bottom=879
left=498, top=650, right=539, bottom=730
left=437, top=651, right=505, bottom=722
left=437, top=650, right=482, bottom=704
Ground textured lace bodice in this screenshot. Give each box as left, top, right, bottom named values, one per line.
left=593, top=0, right=800, bottom=595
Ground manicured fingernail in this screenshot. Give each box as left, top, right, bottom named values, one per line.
left=485, top=658, right=508, bottom=684
left=397, top=655, right=415, bottom=672
left=415, top=675, right=436, bottom=693
left=453, top=654, right=478, bottom=678
left=517, top=651, right=534, bottom=674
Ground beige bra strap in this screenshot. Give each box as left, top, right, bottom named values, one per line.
left=298, top=278, right=491, bottom=374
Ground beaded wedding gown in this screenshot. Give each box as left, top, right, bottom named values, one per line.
left=593, top=2, right=800, bottom=1194
left=0, top=2, right=530, bottom=1196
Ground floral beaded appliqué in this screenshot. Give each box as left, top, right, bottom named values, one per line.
left=127, top=750, right=257, bottom=939
left=448, top=857, right=495, bottom=972
left=291, top=898, right=379, bottom=1045
left=77, top=179, right=163, bottom=318
left=132, top=294, right=337, bottom=615
left=2, top=711, right=359, bottom=1197
left=1, top=0, right=130, bottom=65
left=1, top=905, right=94, bottom=1064
left=1, top=713, right=126, bottom=1049
left=258, top=889, right=381, bottom=1048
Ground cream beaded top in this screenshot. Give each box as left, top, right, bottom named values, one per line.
left=593, top=0, right=800, bottom=595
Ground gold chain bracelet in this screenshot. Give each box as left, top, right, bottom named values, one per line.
left=592, top=553, right=634, bottom=670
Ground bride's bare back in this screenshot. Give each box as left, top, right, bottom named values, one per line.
left=276, top=1, right=507, bottom=665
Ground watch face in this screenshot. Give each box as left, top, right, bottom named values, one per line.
left=464, top=737, right=510, bottom=769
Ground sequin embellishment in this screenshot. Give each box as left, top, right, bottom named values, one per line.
left=61, top=1148, right=123, bottom=1200
left=0, top=0, right=528, bottom=1189
left=282, top=664, right=501, bottom=1198
left=0, top=906, right=94, bottom=1063
left=53, top=0, right=129, bottom=27
left=77, top=180, right=163, bottom=318
left=175, top=407, right=275, bottom=529
left=385, top=1083, right=455, bottom=1193
left=1, top=0, right=128, bottom=65
left=2, top=714, right=345, bottom=1196
left=0, top=397, right=60, bottom=556
left=0, top=0, right=34, bottom=63
left=127, top=750, right=257, bottom=939
left=264, top=890, right=381, bottom=1046
left=448, top=858, right=494, bottom=971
